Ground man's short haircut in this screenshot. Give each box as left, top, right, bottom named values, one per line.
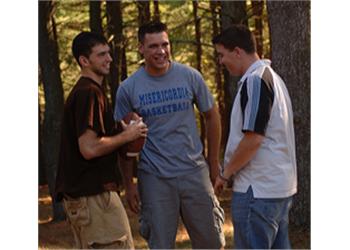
left=138, top=21, right=168, bottom=43
left=212, top=24, right=256, bottom=53
left=72, top=31, right=108, bottom=67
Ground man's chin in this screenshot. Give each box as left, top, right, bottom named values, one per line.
left=100, top=69, right=110, bottom=76
left=156, top=62, right=169, bottom=70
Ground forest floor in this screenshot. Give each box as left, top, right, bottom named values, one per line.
left=39, top=185, right=310, bottom=249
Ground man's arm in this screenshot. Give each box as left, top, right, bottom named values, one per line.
left=78, top=119, right=147, bottom=160
left=214, top=131, right=264, bottom=194
left=118, top=156, right=140, bottom=213
left=203, top=104, right=222, bottom=185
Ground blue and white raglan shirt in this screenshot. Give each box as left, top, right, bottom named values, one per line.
left=224, top=59, right=297, bottom=198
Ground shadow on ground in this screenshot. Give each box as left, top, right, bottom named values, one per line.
left=39, top=185, right=310, bottom=249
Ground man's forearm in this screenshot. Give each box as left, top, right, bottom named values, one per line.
left=205, top=105, right=222, bottom=179
left=223, top=132, right=263, bottom=179
left=118, top=155, right=135, bottom=188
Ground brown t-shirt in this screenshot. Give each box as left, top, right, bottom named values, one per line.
left=55, top=77, right=119, bottom=201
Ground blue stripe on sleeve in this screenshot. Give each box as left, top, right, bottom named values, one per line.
left=247, top=77, right=261, bottom=130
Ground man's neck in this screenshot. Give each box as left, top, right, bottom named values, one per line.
left=144, top=61, right=171, bottom=77
left=81, top=70, right=104, bottom=85
left=242, top=53, right=260, bottom=74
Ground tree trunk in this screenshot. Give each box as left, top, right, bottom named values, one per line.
left=121, top=46, right=128, bottom=81
left=137, top=0, right=151, bottom=25
left=106, top=0, right=123, bottom=108
left=267, top=1, right=310, bottom=230
left=39, top=102, right=46, bottom=185
left=210, top=0, right=225, bottom=149
left=105, top=0, right=124, bottom=187
left=89, top=0, right=103, bottom=34
left=251, top=0, right=264, bottom=57
left=192, top=0, right=206, bottom=154
left=136, top=0, right=151, bottom=64
left=38, top=0, right=65, bottom=221
left=153, top=0, right=160, bottom=22
left=220, top=0, right=248, bottom=148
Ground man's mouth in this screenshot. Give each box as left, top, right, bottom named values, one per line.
left=154, top=55, right=167, bottom=63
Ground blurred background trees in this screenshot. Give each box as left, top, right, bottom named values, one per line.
left=38, top=0, right=310, bottom=231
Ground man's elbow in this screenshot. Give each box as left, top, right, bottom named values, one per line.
left=245, top=132, right=264, bottom=148
left=204, top=105, right=221, bottom=123
left=79, top=146, right=97, bottom=160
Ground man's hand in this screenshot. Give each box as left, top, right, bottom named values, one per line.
left=125, top=182, right=140, bottom=214
left=214, top=175, right=226, bottom=196
left=209, top=163, right=220, bottom=187
left=121, top=118, right=148, bottom=142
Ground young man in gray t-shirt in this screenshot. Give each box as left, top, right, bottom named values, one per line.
left=114, top=21, right=225, bottom=249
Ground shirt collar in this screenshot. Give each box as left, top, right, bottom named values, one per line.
left=238, top=59, right=271, bottom=86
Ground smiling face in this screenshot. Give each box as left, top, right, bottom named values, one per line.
left=139, top=31, right=171, bottom=76
left=80, top=43, right=112, bottom=76
left=215, top=44, right=243, bottom=76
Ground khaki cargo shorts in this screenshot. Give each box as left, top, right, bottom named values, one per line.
left=63, top=191, right=134, bottom=249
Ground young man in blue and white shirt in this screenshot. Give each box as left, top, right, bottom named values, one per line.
left=213, top=25, right=297, bottom=249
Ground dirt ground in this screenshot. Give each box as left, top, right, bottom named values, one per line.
left=39, top=185, right=310, bottom=249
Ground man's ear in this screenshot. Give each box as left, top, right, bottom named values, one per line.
left=234, top=47, right=243, bottom=58
left=138, top=43, right=144, bottom=55
left=78, top=55, right=89, bottom=67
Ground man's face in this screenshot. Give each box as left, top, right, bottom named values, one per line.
left=215, top=44, right=242, bottom=76
left=139, top=31, right=171, bottom=76
left=84, top=43, right=112, bottom=76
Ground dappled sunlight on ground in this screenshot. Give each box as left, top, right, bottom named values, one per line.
left=39, top=185, right=309, bottom=249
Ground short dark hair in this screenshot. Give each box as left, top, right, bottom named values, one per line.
left=212, top=24, right=256, bottom=53
left=138, top=21, right=168, bottom=43
left=72, top=31, right=108, bottom=67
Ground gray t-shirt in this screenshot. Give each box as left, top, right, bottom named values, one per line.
left=114, top=61, right=214, bottom=177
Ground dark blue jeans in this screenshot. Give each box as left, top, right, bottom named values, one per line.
left=231, top=186, right=293, bottom=249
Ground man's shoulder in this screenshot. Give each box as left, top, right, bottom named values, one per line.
left=172, top=61, right=196, bottom=72
left=75, top=77, right=101, bottom=91
left=172, top=61, right=203, bottom=81
left=67, top=78, right=102, bottom=102
left=120, top=66, right=145, bottom=87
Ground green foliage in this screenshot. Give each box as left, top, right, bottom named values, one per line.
left=44, top=0, right=221, bottom=103
left=54, top=1, right=89, bottom=99
left=42, top=0, right=268, bottom=106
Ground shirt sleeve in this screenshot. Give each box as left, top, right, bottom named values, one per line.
left=240, top=75, right=274, bottom=135
left=74, top=88, right=105, bottom=137
left=190, top=68, right=214, bottom=112
left=114, top=84, right=133, bottom=122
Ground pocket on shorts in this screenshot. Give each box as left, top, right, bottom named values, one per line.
left=211, top=196, right=225, bottom=233
left=63, top=197, right=90, bottom=227
left=139, top=205, right=151, bottom=241
left=98, top=191, right=112, bottom=211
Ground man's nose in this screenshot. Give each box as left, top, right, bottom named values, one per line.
left=107, top=53, right=113, bottom=62
left=218, top=57, right=223, bottom=65
left=157, top=47, right=166, bottom=54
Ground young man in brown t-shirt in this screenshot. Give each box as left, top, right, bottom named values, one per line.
left=55, top=32, right=148, bottom=249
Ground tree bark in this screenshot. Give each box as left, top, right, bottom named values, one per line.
left=121, top=46, right=128, bottom=81
left=39, top=101, right=46, bottom=185
left=251, top=0, right=264, bottom=57
left=38, top=0, right=65, bottom=221
left=192, top=1, right=206, bottom=153
left=89, top=0, right=103, bottom=34
left=136, top=0, right=151, bottom=25
left=210, top=0, right=225, bottom=149
left=106, top=0, right=123, bottom=108
left=220, top=0, right=247, bottom=147
left=267, top=1, right=310, bottom=229
left=153, top=0, right=160, bottom=22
